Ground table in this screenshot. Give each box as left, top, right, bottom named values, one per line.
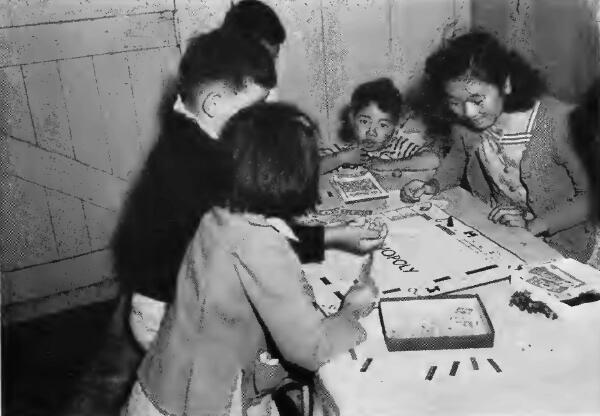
left=306, top=185, right=600, bottom=416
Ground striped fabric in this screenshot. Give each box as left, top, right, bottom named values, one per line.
left=364, top=133, right=426, bottom=160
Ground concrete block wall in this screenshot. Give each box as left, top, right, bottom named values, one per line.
left=1, top=0, right=470, bottom=321
left=1, top=2, right=180, bottom=321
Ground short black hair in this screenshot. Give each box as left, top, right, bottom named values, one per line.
left=221, top=102, right=320, bottom=219
left=177, top=29, right=276, bottom=105
left=420, top=31, right=546, bottom=135
left=339, top=78, right=403, bottom=142
left=571, top=79, right=600, bottom=220
left=222, top=0, right=286, bottom=47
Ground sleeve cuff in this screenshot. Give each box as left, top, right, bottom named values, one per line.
left=289, top=225, right=326, bottom=263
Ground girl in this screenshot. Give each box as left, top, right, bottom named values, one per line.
left=320, top=78, right=439, bottom=175
left=401, top=31, right=595, bottom=262
left=571, top=80, right=600, bottom=268
left=121, top=102, right=378, bottom=416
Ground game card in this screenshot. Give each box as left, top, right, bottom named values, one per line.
left=330, top=171, right=389, bottom=203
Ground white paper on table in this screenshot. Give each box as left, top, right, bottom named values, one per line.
left=511, top=258, right=600, bottom=307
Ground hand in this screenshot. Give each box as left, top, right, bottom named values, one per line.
left=400, top=180, right=435, bottom=203
left=488, top=205, right=527, bottom=228
left=325, top=223, right=388, bottom=254
left=341, top=282, right=378, bottom=319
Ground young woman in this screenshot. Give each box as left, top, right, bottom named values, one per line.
left=120, top=102, right=379, bottom=416
left=401, top=31, right=595, bottom=262
left=320, top=78, right=439, bottom=175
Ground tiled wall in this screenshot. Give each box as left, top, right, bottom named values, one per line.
left=1, top=2, right=181, bottom=321
left=1, top=0, right=470, bottom=321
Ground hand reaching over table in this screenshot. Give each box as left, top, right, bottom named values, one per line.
left=325, top=222, right=388, bottom=254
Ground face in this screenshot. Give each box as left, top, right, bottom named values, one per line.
left=352, top=102, right=395, bottom=150
left=445, top=75, right=507, bottom=131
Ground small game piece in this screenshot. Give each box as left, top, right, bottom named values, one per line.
left=470, top=357, right=479, bottom=370
left=360, top=358, right=373, bottom=372
left=425, top=366, right=437, bottom=381
left=466, top=264, right=499, bottom=275
left=487, top=358, right=502, bottom=373
left=449, top=361, right=460, bottom=376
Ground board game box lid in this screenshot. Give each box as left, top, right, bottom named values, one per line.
left=379, top=294, right=495, bottom=351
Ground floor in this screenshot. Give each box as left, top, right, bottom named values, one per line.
left=3, top=298, right=143, bottom=416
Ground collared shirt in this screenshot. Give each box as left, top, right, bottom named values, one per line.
left=477, top=101, right=540, bottom=208
left=172, top=94, right=218, bottom=139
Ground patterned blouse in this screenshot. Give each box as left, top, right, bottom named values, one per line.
left=476, top=101, right=540, bottom=210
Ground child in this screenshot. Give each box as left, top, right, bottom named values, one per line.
left=114, top=29, right=384, bottom=352
left=401, top=31, right=595, bottom=262
left=112, top=29, right=275, bottom=350
left=222, top=0, right=286, bottom=58
left=320, top=78, right=439, bottom=175
left=121, top=102, right=378, bottom=416
left=571, top=79, right=600, bottom=268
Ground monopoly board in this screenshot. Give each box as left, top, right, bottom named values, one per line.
left=303, top=203, right=524, bottom=315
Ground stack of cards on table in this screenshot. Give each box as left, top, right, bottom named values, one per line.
left=330, top=170, right=389, bottom=204
left=512, top=258, right=600, bottom=314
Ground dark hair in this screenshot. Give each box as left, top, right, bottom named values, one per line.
left=222, top=0, right=286, bottom=47
left=421, top=31, right=546, bottom=136
left=177, top=29, right=276, bottom=105
left=339, top=78, right=403, bottom=143
left=221, top=102, right=320, bottom=218
left=571, top=79, right=600, bottom=220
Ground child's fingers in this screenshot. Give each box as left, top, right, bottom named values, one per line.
left=490, top=206, right=521, bottom=223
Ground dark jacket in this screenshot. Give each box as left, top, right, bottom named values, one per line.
left=112, top=110, right=324, bottom=303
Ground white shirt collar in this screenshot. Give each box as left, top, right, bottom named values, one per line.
left=172, top=94, right=218, bottom=140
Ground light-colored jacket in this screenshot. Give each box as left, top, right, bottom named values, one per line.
left=137, top=207, right=362, bottom=415
left=434, top=96, right=595, bottom=262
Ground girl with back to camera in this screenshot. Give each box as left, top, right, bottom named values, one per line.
left=401, top=31, right=594, bottom=262
left=121, top=102, right=378, bottom=416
